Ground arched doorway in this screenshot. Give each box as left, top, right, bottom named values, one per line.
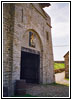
left=20, top=29, right=43, bottom=84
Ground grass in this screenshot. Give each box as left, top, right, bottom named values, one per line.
left=55, top=82, right=69, bottom=86
left=41, top=82, right=69, bottom=87
left=65, top=78, right=69, bottom=80
left=54, top=63, right=65, bottom=70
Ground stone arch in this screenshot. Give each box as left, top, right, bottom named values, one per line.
left=21, top=29, right=43, bottom=83
left=22, top=29, right=43, bottom=52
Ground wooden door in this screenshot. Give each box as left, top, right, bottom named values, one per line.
left=20, top=51, right=40, bottom=84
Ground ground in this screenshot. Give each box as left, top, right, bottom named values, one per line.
left=26, top=84, right=69, bottom=97
left=14, top=71, right=69, bottom=97
left=55, top=71, right=69, bottom=85
left=25, top=71, right=69, bottom=97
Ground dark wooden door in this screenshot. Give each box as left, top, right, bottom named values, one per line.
left=20, top=51, right=40, bottom=83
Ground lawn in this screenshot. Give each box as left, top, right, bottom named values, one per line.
left=54, top=63, right=65, bottom=70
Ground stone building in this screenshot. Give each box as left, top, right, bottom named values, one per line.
left=64, top=51, right=69, bottom=78
left=3, top=3, right=55, bottom=96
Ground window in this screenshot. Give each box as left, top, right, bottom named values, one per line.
left=29, top=32, right=36, bottom=48
left=46, top=32, right=49, bottom=41
left=21, top=9, right=23, bottom=22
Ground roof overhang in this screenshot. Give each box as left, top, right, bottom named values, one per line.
left=39, top=3, right=51, bottom=8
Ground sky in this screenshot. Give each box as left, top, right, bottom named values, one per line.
left=44, top=3, right=70, bottom=61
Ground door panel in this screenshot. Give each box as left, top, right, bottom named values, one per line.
left=20, top=51, right=40, bottom=83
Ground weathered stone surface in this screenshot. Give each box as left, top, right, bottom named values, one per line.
left=15, top=80, right=26, bottom=96
left=64, top=51, right=69, bottom=78
left=3, top=3, right=55, bottom=96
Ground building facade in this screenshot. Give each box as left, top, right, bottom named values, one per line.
left=64, top=51, right=69, bottom=78
left=3, top=3, right=55, bottom=96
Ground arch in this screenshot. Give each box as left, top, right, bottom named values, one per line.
left=22, top=29, right=43, bottom=52
left=21, top=29, right=43, bottom=83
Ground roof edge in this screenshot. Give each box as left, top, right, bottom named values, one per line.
left=39, top=3, right=51, bottom=8
left=64, top=51, right=69, bottom=57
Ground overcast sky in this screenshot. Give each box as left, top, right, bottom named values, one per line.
left=44, top=3, right=70, bottom=61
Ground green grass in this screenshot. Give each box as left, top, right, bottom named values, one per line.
left=53, top=82, right=69, bottom=86
left=65, top=78, right=69, bottom=81
left=54, top=63, right=65, bottom=70
left=41, top=82, right=69, bottom=86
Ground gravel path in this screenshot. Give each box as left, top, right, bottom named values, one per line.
left=26, top=84, right=69, bottom=97
left=55, top=71, right=69, bottom=85
left=26, top=72, right=69, bottom=97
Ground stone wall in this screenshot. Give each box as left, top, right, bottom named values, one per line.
left=3, top=3, right=55, bottom=96
left=64, top=52, right=69, bottom=78
left=3, top=3, right=15, bottom=96
left=54, top=61, right=64, bottom=63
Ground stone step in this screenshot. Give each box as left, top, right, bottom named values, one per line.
left=15, top=80, right=38, bottom=96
